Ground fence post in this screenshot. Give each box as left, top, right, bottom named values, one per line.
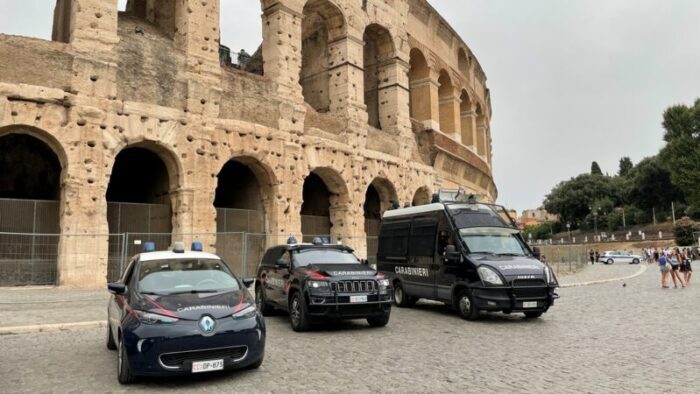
left=242, top=232, right=248, bottom=278
left=120, top=232, right=129, bottom=277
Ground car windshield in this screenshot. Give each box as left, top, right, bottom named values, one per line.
left=460, top=227, right=529, bottom=256
left=292, top=249, right=360, bottom=267
left=138, top=258, right=240, bottom=295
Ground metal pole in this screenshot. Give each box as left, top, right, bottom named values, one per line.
left=622, top=207, right=626, bottom=229
left=672, top=202, right=676, bottom=225
left=241, top=232, right=248, bottom=277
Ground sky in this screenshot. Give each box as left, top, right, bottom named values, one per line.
left=2, top=1, right=699, bottom=214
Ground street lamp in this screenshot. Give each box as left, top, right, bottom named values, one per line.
left=566, top=222, right=571, bottom=243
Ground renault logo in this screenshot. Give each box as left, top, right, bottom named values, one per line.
left=198, top=316, right=216, bottom=333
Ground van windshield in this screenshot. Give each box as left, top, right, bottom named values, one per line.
left=459, top=227, right=529, bottom=256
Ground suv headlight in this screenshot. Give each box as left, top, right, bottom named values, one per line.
left=135, top=310, right=179, bottom=324
left=232, top=304, right=257, bottom=320
left=378, top=279, right=390, bottom=290
left=477, top=266, right=504, bottom=285
left=307, top=280, right=330, bottom=293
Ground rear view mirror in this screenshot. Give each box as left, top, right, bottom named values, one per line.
left=445, top=245, right=461, bottom=262
left=108, top=282, right=126, bottom=295
left=275, top=259, right=290, bottom=269
left=532, top=247, right=541, bottom=260
left=242, top=278, right=255, bottom=287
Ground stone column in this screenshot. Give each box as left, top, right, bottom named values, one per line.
left=439, top=94, right=462, bottom=143
left=262, top=2, right=304, bottom=102
left=460, top=108, right=477, bottom=149
left=410, top=74, right=440, bottom=131
left=377, top=58, right=411, bottom=137
left=476, top=122, right=487, bottom=157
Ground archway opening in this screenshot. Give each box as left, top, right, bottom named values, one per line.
left=0, top=132, right=62, bottom=285
left=300, top=0, right=345, bottom=113
left=412, top=187, right=431, bottom=207
left=220, top=0, right=264, bottom=74
left=363, top=24, right=394, bottom=129
left=438, top=70, right=457, bottom=135
left=460, top=90, right=475, bottom=147
left=408, top=48, right=430, bottom=121
left=120, top=0, right=178, bottom=40
left=300, top=172, right=331, bottom=241
left=364, top=178, right=397, bottom=264
left=475, top=103, right=486, bottom=156
left=106, top=146, right=173, bottom=280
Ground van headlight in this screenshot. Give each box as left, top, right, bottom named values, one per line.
left=477, top=266, right=504, bottom=285
left=232, top=304, right=257, bottom=320
left=544, top=266, right=557, bottom=285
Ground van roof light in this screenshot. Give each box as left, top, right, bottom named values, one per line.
left=172, top=242, right=185, bottom=253
left=312, top=237, right=324, bottom=245
left=191, top=241, right=203, bottom=252
left=143, top=242, right=155, bottom=252
left=287, top=236, right=298, bottom=245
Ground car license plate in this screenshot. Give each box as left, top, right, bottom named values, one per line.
left=350, top=295, right=367, bottom=303
left=523, top=301, right=537, bottom=309
left=192, top=359, right=224, bottom=373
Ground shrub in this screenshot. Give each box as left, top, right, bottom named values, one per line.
left=673, top=218, right=699, bottom=246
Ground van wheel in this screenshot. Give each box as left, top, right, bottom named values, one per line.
left=455, top=289, right=479, bottom=320
left=255, top=285, right=274, bottom=316
left=289, top=292, right=311, bottom=332
left=393, top=282, right=416, bottom=307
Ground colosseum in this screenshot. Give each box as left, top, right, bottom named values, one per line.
left=0, top=0, right=495, bottom=288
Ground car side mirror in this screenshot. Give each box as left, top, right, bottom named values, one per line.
left=532, top=247, right=541, bottom=260
left=108, top=282, right=126, bottom=295
left=360, top=258, right=369, bottom=265
left=275, top=259, right=290, bottom=269
left=445, top=245, right=461, bottom=262
left=242, top=278, right=255, bottom=287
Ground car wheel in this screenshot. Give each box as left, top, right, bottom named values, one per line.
left=106, top=324, right=117, bottom=350
left=524, top=311, right=543, bottom=319
left=607, top=259, right=614, bottom=265
left=367, top=312, right=391, bottom=327
left=289, top=292, right=311, bottom=332
left=117, top=335, right=136, bottom=385
left=393, top=282, right=416, bottom=307
left=455, top=289, right=479, bottom=320
left=255, top=285, right=274, bottom=316
left=246, top=353, right=264, bottom=370
left=632, top=258, right=640, bottom=264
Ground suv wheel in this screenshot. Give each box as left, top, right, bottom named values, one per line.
left=117, top=336, right=136, bottom=384
left=455, top=289, right=479, bottom=320
left=367, top=312, right=390, bottom=327
left=289, top=292, right=311, bottom=332
left=255, top=285, right=274, bottom=316
left=393, top=282, right=416, bottom=307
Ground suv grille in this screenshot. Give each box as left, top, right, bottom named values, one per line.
left=331, top=280, right=377, bottom=293
left=160, top=346, right=247, bottom=367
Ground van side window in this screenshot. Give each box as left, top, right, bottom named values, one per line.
left=409, top=221, right=438, bottom=257
left=378, top=221, right=411, bottom=258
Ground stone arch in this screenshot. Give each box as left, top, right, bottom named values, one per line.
left=363, top=176, right=398, bottom=263
left=0, top=126, right=67, bottom=285
left=300, top=166, right=350, bottom=241
left=300, top=0, right=347, bottom=113
left=408, top=48, right=431, bottom=121
left=363, top=23, right=396, bottom=129
left=475, top=102, right=487, bottom=156
left=412, top=186, right=432, bottom=206
left=458, top=47, right=470, bottom=77
left=438, top=69, right=458, bottom=135
left=460, top=89, right=475, bottom=147
left=121, top=0, right=179, bottom=40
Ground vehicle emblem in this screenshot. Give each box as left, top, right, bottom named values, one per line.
left=198, top=316, right=216, bottom=333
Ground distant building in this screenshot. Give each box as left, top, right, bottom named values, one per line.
left=519, top=208, right=559, bottom=228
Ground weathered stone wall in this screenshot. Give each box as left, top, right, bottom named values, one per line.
left=0, top=0, right=497, bottom=288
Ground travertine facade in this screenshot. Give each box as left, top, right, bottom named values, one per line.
left=0, top=0, right=495, bottom=288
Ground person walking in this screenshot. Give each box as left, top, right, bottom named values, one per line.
left=659, top=253, right=671, bottom=288
left=589, top=249, right=595, bottom=265
left=680, top=248, right=693, bottom=285
left=653, top=248, right=660, bottom=265
left=669, top=248, right=686, bottom=288
left=594, top=250, right=600, bottom=263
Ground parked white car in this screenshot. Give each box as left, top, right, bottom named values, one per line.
left=599, top=250, right=641, bottom=265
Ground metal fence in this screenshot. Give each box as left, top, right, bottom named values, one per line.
left=538, top=244, right=589, bottom=275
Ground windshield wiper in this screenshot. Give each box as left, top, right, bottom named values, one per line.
left=167, top=289, right=219, bottom=295
left=495, top=253, right=525, bottom=257
left=140, top=291, right=167, bottom=296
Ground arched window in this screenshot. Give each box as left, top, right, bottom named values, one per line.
left=408, top=48, right=430, bottom=121
left=363, top=24, right=395, bottom=129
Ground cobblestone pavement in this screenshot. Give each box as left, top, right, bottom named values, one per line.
left=557, top=262, right=644, bottom=285
left=1, top=266, right=698, bottom=393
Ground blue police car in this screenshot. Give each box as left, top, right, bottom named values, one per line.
left=106, top=241, right=265, bottom=384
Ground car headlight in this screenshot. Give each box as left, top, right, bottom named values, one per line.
left=477, top=266, right=504, bottom=285
left=232, top=304, right=257, bottom=320
left=378, top=279, right=391, bottom=289
left=135, top=310, right=179, bottom=325
left=307, top=280, right=329, bottom=290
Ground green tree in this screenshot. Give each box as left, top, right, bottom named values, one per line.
left=543, top=174, right=621, bottom=227
left=623, top=156, right=683, bottom=212
left=660, top=99, right=700, bottom=206
left=523, top=222, right=553, bottom=241
left=618, top=157, right=633, bottom=177
left=673, top=218, right=699, bottom=246
left=591, top=161, right=603, bottom=175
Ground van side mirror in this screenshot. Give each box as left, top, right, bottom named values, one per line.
left=108, top=282, right=126, bottom=295
left=532, top=247, right=541, bottom=260
left=445, top=245, right=461, bottom=262
left=242, top=278, right=255, bottom=287
left=275, top=259, right=290, bottom=269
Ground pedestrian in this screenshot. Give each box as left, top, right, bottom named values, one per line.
left=589, top=249, right=595, bottom=265
left=680, top=248, right=693, bottom=285
left=653, top=248, right=659, bottom=264
left=669, top=248, right=686, bottom=288
left=594, top=250, right=600, bottom=263
left=659, top=253, right=671, bottom=288
left=540, top=254, right=547, bottom=264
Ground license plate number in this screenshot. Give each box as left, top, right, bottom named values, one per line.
left=192, top=359, right=224, bottom=373
left=523, top=301, right=537, bottom=309
left=350, top=295, right=367, bottom=303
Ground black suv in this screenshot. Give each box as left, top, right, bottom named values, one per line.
left=255, top=238, right=392, bottom=331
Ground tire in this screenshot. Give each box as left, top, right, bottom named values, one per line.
left=255, top=285, right=274, bottom=316
left=632, top=258, right=640, bottom=264
left=524, top=311, right=543, bottom=319
left=606, top=259, right=614, bottom=265
left=289, top=292, right=311, bottom=332
left=106, top=324, right=117, bottom=350
left=246, top=353, right=264, bottom=370
left=454, top=289, right=479, bottom=320
left=367, top=312, right=391, bottom=327
left=117, top=335, right=136, bottom=385
left=393, top=282, right=417, bottom=308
